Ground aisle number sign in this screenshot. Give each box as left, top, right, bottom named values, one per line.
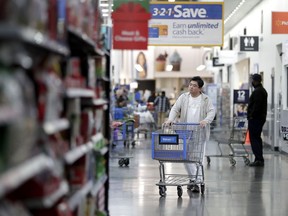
left=233, top=90, right=249, bottom=104
left=281, top=110, right=288, bottom=140
left=148, top=2, right=224, bottom=46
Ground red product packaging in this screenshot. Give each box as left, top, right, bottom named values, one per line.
left=31, top=201, right=73, bottom=216
left=11, top=171, right=61, bottom=199
left=64, top=58, right=86, bottom=88
left=48, top=0, right=58, bottom=40
left=67, top=157, right=87, bottom=188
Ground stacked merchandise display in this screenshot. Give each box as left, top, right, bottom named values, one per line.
left=0, top=0, right=110, bottom=216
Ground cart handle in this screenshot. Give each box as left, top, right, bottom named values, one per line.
left=124, top=119, right=135, bottom=123
left=172, top=123, right=200, bottom=126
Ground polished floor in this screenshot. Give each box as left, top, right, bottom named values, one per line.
left=108, top=134, right=288, bottom=216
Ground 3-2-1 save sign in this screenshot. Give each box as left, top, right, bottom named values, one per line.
left=233, top=90, right=249, bottom=104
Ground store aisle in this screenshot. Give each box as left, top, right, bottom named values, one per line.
left=109, top=138, right=288, bottom=216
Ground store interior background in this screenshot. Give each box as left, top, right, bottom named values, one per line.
left=1, top=0, right=288, bottom=215
left=107, top=0, right=288, bottom=153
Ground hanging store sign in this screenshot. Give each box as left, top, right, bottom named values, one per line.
left=233, top=90, right=249, bottom=104
left=148, top=2, right=224, bottom=46
left=240, top=36, right=259, bottom=52
left=281, top=110, right=288, bottom=141
left=112, top=1, right=151, bottom=50
left=272, top=12, right=288, bottom=34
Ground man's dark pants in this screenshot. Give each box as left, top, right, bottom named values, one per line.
left=248, top=119, right=266, bottom=162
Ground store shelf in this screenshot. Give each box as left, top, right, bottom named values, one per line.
left=81, top=98, right=108, bottom=108
left=43, top=118, right=70, bottom=135
left=0, top=154, right=54, bottom=198
left=24, top=181, right=69, bottom=209
left=91, top=133, right=103, bottom=144
left=93, top=98, right=108, bottom=106
left=95, top=146, right=108, bottom=156
left=98, top=76, right=110, bottom=82
left=65, top=88, right=95, bottom=98
left=90, top=174, right=108, bottom=197
left=0, top=24, right=70, bottom=56
left=64, top=142, right=93, bottom=165
left=68, top=180, right=93, bottom=211
left=67, top=26, right=103, bottom=56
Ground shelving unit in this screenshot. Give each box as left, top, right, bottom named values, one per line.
left=0, top=1, right=110, bottom=216
left=0, top=154, right=54, bottom=198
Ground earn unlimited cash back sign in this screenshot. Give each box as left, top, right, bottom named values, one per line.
left=148, top=2, right=223, bottom=46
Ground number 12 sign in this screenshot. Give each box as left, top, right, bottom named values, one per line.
left=233, top=90, right=249, bottom=104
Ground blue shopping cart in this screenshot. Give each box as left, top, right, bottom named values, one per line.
left=152, top=123, right=207, bottom=197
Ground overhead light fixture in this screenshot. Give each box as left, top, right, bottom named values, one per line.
left=135, top=64, right=144, bottom=72
left=166, top=65, right=173, bottom=71
left=196, top=64, right=206, bottom=71
left=130, top=81, right=138, bottom=89
left=224, top=0, right=246, bottom=24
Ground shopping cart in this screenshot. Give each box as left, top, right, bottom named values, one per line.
left=134, top=110, right=157, bottom=140
left=152, top=123, right=207, bottom=197
left=206, top=117, right=251, bottom=166
left=113, top=107, right=134, bottom=120
left=110, top=119, right=135, bottom=166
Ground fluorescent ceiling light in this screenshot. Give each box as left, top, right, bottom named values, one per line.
left=196, top=64, right=206, bottom=71
left=166, top=65, right=173, bottom=71
left=224, top=0, right=246, bottom=24
left=130, top=81, right=138, bottom=89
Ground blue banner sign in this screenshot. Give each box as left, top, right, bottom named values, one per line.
left=150, top=3, right=223, bottom=20
left=148, top=2, right=223, bottom=46
left=159, top=134, right=179, bottom=145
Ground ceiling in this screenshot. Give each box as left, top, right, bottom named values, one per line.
left=100, top=0, right=263, bottom=35
left=221, top=0, right=263, bottom=34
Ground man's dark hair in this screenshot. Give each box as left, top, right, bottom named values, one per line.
left=190, top=76, right=204, bottom=88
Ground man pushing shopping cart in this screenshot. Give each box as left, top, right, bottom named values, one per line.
left=152, top=76, right=215, bottom=197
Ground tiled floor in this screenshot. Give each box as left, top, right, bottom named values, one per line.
left=109, top=135, right=288, bottom=216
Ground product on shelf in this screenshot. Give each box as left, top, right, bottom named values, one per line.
left=64, top=58, right=86, bottom=88
left=10, top=170, right=62, bottom=199
left=66, top=98, right=82, bottom=148
left=80, top=109, right=94, bottom=143
left=95, top=156, right=106, bottom=180
left=0, top=66, right=38, bottom=171
left=67, top=157, right=88, bottom=190
left=30, top=201, right=73, bottom=216
left=0, top=0, right=110, bottom=214
left=0, top=200, right=32, bottom=216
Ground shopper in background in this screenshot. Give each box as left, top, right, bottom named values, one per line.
left=164, top=76, right=215, bottom=192
left=115, top=89, right=128, bottom=108
left=147, top=91, right=156, bottom=103
left=247, top=74, right=267, bottom=167
left=154, top=91, right=170, bottom=128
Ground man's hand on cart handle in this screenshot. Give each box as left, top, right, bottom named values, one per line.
left=199, top=120, right=208, bottom=128
left=111, top=121, right=123, bottom=128
left=163, top=120, right=173, bottom=126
